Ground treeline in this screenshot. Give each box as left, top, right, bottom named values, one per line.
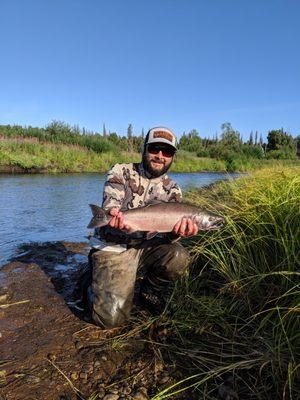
left=1, top=121, right=298, bottom=166
left=180, top=123, right=298, bottom=159
left=0, top=121, right=144, bottom=155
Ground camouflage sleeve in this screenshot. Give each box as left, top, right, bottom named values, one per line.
left=168, top=183, right=182, bottom=203
left=102, top=164, right=125, bottom=210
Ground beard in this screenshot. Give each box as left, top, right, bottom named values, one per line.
left=142, top=153, right=172, bottom=177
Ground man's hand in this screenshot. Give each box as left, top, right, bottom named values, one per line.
left=172, top=217, right=199, bottom=237
left=108, top=208, right=131, bottom=231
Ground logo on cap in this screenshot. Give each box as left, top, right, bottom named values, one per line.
left=153, top=130, right=174, bottom=142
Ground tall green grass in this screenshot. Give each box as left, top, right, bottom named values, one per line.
left=153, top=166, right=300, bottom=399
left=0, top=139, right=140, bottom=172
left=0, top=138, right=228, bottom=173
left=1, top=138, right=299, bottom=173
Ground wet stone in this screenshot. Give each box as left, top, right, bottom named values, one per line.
left=0, top=294, right=8, bottom=303
left=108, top=387, right=119, bottom=394
left=79, top=372, right=88, bottom=380
left=97, top=387, right=106, bottom=398
left=94, top=371, right=106, bottom=381
left=82, top=364, right=94, bottom=374
left=71, top=372, right=79, bottom=380
left=132, top=387, right=148, bottom=400
left=121, top=385, right=131, bottom=395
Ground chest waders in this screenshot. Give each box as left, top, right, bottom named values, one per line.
left=88, top=240, right=189, bottom=328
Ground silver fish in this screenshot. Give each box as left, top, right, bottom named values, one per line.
left=87, top=202, right=225, bottom=239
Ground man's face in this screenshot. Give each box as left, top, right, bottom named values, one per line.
left=143, top=143, right=176, bottom=177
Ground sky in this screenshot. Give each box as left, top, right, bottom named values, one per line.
left=0, top=0, right=299, bottom=141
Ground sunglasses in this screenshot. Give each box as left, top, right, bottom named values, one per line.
left=147, top=144, right=176, bottom=158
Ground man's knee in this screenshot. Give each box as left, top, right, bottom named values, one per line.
left=143, top=242, right=190, bottom=281
left=164, top=242, right=190, bottom=280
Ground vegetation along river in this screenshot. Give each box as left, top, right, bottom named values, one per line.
left=0, top=172, right=238, bottom=265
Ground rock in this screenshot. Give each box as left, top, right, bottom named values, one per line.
left=79, top=372, right=88, bottom=380
left=75, top=341, right=82, bottom=350
left=97, top=387, right=106, bottom=398
left=47, top=353, right=57, bottom=361
left=155, top=361, right=164, bottom=372
left=121, top=385, right=131, bottom=395
left=0, top=294, right=8, bottom=303
left=103, top=395, right=119, bottom=400
left=26, top=375, right=41, bottom=384
left=93, top=371, right=106, bottom=381
left=70, top=372, right=79, bottom=380
left=159, top=375, right=170, bottom=384
left=82, top=364, right=94, bottom=374
left=108, top=388, right=119, bottom=394
left=132, top=387, right=148, bottom=400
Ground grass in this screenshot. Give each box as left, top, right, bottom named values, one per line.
left=1, top=137, right=298, bottom=173
left=150, top=165, right=300, bottom=399
left=0, top=138, right=140, bottom=172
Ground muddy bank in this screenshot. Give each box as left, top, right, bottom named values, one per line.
left=0, top=165, right=49, bottom=174
left=0, top=242, right=186, bottom=400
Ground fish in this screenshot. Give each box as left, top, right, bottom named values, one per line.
left=87, top=202, right=225, bottom=239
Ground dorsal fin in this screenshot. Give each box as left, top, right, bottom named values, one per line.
left=144, top=200, right=167, bottom=206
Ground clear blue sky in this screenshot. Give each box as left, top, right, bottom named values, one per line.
left=1, top=0, right=299, bottom=141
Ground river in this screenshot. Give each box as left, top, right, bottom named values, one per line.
left=0, top=172, right=238, bottom=265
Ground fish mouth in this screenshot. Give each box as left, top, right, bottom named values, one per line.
left=213, top=220, right=225, bottom=229
left=204, top=218, right=225, bottom=230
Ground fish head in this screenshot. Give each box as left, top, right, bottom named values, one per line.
left=193, top=211, right=225, bottom=231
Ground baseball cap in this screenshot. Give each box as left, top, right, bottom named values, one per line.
left=145, top=127, right=177, bottom=150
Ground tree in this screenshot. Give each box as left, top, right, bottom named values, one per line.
left=102, top=123, right=107, bottom=138
left=266, top=129, right=296, bottom=158
left=220, top=122, right=241, bottom=147
left=266, top=129, right=295, bottom=151
left=296, top=135, right=300, bottom=156
left=127, top=123, right=133, bottom=152
left=249, top=131, right=253, bottom=146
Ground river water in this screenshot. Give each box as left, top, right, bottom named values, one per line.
left=0, top=172, right=238, bottom=265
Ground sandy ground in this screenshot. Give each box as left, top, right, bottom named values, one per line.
left=0, top=242, right=184, bottom=400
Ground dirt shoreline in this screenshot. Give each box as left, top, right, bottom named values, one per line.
left=0, top=241, right=186, bottom=400
left=0, top=165, right=49, bottom=174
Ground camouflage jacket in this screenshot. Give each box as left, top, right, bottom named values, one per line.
left=97, top=162, right=182, bottom=244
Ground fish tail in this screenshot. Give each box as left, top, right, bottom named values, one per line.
left=87, top=204, right=109, bottom=228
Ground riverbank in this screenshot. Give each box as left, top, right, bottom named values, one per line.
left=1, top=165, right=299, bottom=399
left=1, top=242, right=180, bottom=400
left=1, top=137, right=298, bottom=173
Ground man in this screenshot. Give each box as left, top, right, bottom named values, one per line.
left=87, top=127, right=198, bottom=328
